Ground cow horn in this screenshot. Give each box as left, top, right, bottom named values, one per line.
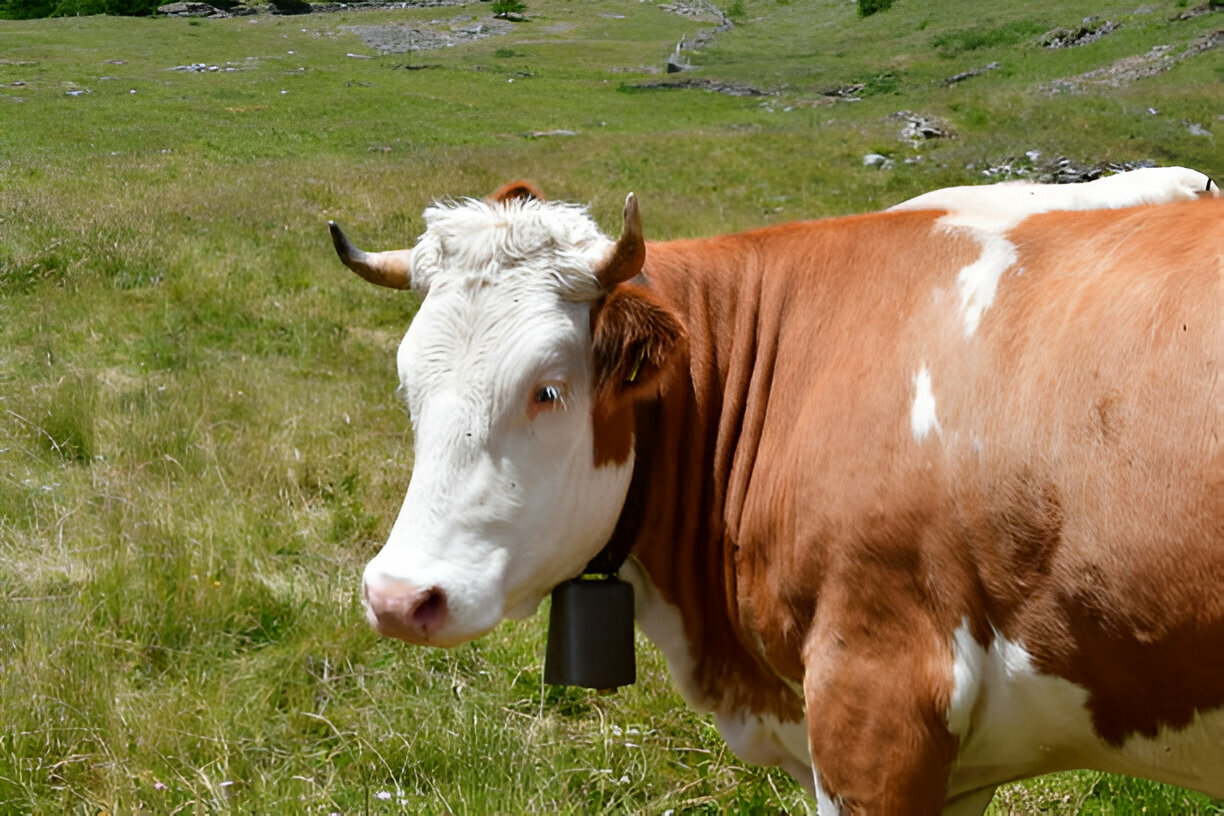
left=328, top=221, right=413, bottom=290
left=597, top=193, right=645, bottom=289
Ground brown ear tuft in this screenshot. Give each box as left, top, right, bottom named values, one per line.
left=589, top=285, right=685, bottom=466
left=591, top=285, right=686, bottom=402
left=488, top=179, right=546, bottom=204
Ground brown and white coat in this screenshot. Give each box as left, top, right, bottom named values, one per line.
left=333, top=167, right=1223, bottom=814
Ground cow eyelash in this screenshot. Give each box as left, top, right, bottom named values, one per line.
left=529, top=382, right=567, bottom=417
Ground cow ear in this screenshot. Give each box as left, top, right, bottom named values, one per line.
left=591, top=285, right=687, bottom=403
left=488, top=179, right=546, bottom=204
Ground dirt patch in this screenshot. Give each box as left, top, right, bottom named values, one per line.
left=342, top=15, right=512, bottom=53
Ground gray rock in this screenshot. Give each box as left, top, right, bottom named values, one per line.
left=665, top=54, right=692, bottom=73
left=632, top=77, right=771, bottom=96
left=342, top=17, right=513, bottom=54
left=1040, top=20, right=1119, bottom=49
left=158, top=1, right=230, bottom=16
left=940, top=61, right=1000, bottom=86
left=862, top=153, right=893, bottom=169
left=890, top=110, right=954, bottom=144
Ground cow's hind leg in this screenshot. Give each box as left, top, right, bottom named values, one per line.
left=803, top=625, right=959, bottom=814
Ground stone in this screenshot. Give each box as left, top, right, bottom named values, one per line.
left=890, top=110, right=953, bottom=144
left=665, top=54, right=692, bottom=73
left=158, top=1, right=230, bottom=15
left=940, top=61, right=1000, bottom=86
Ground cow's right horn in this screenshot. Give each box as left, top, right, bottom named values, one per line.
left=596, top=193, right=646, bottom=290
left=328, top=221, right=413, bottom=290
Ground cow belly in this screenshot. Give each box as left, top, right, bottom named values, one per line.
left=948, top=621, right=1224, bottom=798
left=715, top=709, right=813, bottom=794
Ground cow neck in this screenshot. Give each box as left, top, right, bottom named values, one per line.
left=624, top=235, right=804, bottom=721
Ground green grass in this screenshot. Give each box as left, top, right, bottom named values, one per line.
left=1, top=0, right=1222, bottom=811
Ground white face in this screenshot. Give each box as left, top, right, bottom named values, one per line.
left=361, top=244, right=634, bottom=647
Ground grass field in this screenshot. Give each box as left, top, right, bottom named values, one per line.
left=1, top=0, right=1222, bottom=811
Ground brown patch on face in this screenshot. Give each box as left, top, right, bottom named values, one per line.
left=589, top=282, right=687, bottom=467
left=591, top=389, right=636, bottom=467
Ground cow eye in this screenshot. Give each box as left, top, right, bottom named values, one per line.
left=529, top=382, right=566, bottom=418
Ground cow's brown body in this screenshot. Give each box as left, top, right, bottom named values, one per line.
left=333, top=176, right=1224, bottom=813
left=596, top=200, right=1224, bottom=811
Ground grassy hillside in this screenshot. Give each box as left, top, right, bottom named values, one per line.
left=1, top=0, right=1222, bottom=811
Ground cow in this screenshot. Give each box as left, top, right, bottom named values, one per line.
left=328, top=166, right=1224, bottom=814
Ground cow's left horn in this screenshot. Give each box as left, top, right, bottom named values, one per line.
left=597, top=193, right=645, bottom=289
left=328, top=221, right=412, bottom=290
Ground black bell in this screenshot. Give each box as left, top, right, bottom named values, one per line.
left=544, top=576, right=636, bottom=691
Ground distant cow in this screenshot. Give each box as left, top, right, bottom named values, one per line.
left=329, top=167, right=1223, bottom=814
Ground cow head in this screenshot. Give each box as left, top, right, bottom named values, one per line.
left=330, top=183, right=685, bottom=646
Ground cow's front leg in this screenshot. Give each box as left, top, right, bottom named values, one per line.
left=802, top=623, right=959, bottom=815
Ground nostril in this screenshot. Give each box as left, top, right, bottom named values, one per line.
left=362, top=576, right=450, bottom=642
left=411, top=586, right=448, bottom=633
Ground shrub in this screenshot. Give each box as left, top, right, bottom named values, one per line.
left=857, top=0, right=893, bottom=17
left=268, top=0, right=311, bottom=14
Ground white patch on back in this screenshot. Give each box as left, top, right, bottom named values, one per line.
left=911, top=365, right=942, bottom=441
left=953, top=231, right=1017, bottom=337
left=891, top=166, right=1218, bottom=221
left=945, top=621, right=1224, bottom=799
left=890, top=166, right=1217, bottom=337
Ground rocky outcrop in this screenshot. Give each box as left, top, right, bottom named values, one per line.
left=631, top=77, right=771, bottom=97
left=1040, top=19, right=1119, bottom=49
left=341, top=16, right=513, bottom=53
left=1042, top=28, right=1221, bottom=93
left=940, top=61, right=1000, bottom=86
left=890, top=110, right=954, bottom=144
left=660, top=0, right=733, bottom=73
left=158, top=1, right=240, bottom=16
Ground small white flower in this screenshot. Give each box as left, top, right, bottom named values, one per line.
left=374, top=791, right=393, bottom=801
